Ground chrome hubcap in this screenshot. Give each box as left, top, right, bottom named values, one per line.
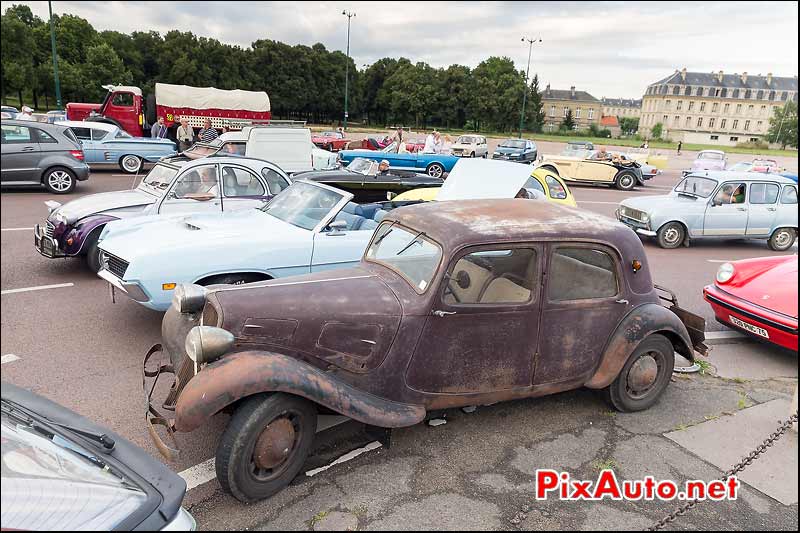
left=123, top=156, right=141, bottom=172
left=428, top=165, right=443, bottom=178
left=776, top=231, right=792, bottom=247
left=48, top=171, right=72, bottom=191
left=620, top=176, right=633, bottom=188
left=664, top=227, right=680, bottom=244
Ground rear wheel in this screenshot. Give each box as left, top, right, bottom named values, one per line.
left=615, top=171, right=637, bottom=191
left=426, top=163, right=445, bottom=178
left=768, top=228, right=796, bottom=251
left=216, top=393, right=317, bottom=502
left=657, top=222, right=685, bottom=249
left=43, top=167, right=76, bottom=194
left=120, top=155, right=143, bottom=174
left=605, top=334, right=675, bottom=412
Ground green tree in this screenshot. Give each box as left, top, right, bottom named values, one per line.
left=82, top=43, right=132, bottom=101
left=1, top=7, right=37, bottom=105
left=651, top=122, right=664, bottom=140
left=767, top=101, right=798, bottom=149
left=619, top=116, right=640, bottom=135
left=524, top=73, right=545, bottom=133
left=561, top=109, right=575, bottom=131
left=471, top=56, right=525, bottom=132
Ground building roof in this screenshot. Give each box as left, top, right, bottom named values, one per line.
left=601, top=97, right=642, bottom=108
left=541, top=85, right=600, bottom=103
left=600, top=116, right=619, bottom=127
left=649, top=70, right=797, bottom=91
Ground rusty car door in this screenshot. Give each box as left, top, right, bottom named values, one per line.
left=534, top=243, right=629, bottom=386
left=405, top=244, right=543, bottom=395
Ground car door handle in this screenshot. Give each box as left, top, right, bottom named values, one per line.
left=736, top=207, right=747, bottom=211
left=767, top=207, right=777, bottom=211
left=22, top=146, right=35, bottom=152
left=432, top=310, right=456, bottom=317
left=615, top=299, right=629, bottom=305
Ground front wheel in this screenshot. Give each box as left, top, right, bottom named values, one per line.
left=84, top=232, right=104, bottom=274
left=120, top=155, right=143, bottom=174
left=216, top=393, right=317, bottom=503
left=615, top=171, right=636, bottom=191
left=426, top=163, right=445, bottom=178
left=605, top=334, right=675, bottom=412
left=768, top=228, right=796, bottom=251
left=43, top=167, right=76, bottom=194
left=470, top=151, right=475, bottom=158
left=657, top=222, right=685, bottom=249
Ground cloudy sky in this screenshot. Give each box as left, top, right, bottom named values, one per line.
left=7, top=1, right=798, bottom=98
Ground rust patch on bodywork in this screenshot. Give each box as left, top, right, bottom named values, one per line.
left=175, top=351, right=426, bottom=433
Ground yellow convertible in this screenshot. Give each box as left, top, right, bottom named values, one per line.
left=393, top=166, right=577, bottom=207
left=537, top=150, right=645, bottom=191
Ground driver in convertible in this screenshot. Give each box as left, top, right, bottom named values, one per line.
left=378, top=160, right=391, bottom=175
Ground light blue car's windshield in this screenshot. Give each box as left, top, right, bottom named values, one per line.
left=262, top=181, right=346, bottom=231
left=674, top=176, right=718, bottom=197
left=500, top=140, right=525, bottom=149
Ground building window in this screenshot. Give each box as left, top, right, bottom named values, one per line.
left=756, top=90, right=763, bottom=99
left=730, top=136, right=739, bottom=142
left=748, top=105, right=754, bottom=114
left=744, top=120, right=750, bottom=131
left=756, top=120, right=762, bottom=131
left=780, top=91, right=787, bottom=101
left=760, top=105, right=766, bottom=115
left=721, top=88, right=728, bottom=97
left=677, top=100, right=683, bottom=110
left=665, top=99, right=671, bottom=109
left=712, top=102, right=718, bottom=113
left=710, top=135, right=719, bottom=140
left=721, top=119, right=727, bottom=129
left=700, top=102, right=706, bottom=112
left=733, top=119, right=739, bottom=130
left=724, top=103, right=730, bottom=113
left=663, top=114, right=669, bottom=123
left=684, top=86, right=691, bottom=96
left=736, top=104, right=742, bottom=114
left=672, top=86, right=679, bottom=95
left=674, top=115, right=680, bottom=125
left=709, top=118, right=715, bottom=128
left=697, top=117, right=703, bottom=128
left=685, top=116, right=692, bottom=127
left=550, top=105, right=556, bottom=117
left=744, top=89, right=752, bottom=99
left=749, top=137, right=759, bottom=143
left=575, top=108, right=581, bottom=119
left=688, top=101, right=694, bottom=111
left=715, top=89, right=721, bottom=97
left=768, top=90, right=775, bottom=101
left=563, top=107, right=569, bottom=118
left=588, top=108, right=595, bottom=120
left=733, top=89, right=740, bottom=98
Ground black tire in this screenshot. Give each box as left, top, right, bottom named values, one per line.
left=426, top=163, right=445, bottom=178
left=656, top=222, right=686, bottom=249
left=197, top=273, right=269, bottom=287
left=605, top=334, right=675, bottom=412
left=540, top=165, right=558, bottom=175
left=768, top=228, right=796, bottom=251
left=216, top=393, right=317, bottom=502
left=43, top=167, right=76, bottom=194
left=120, top=155, right=143, bottom=174
left=84, top=230, right=104, bottom=274
left=614, top=171, right=637, bottom=191
left=470, top=151, right=475, bottom=158
left=482, top=152, right=487, bottom=159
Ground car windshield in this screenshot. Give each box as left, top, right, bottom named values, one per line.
left=754, top=159, right=776, bottom=167
left=262, top=181, right=346, bottom=231
left=183, top=143, right=221, bottom=160
left=674, top=176, right=718, bottom=197
left=346, top=158, right=377, bottom=175
left=727, top=162, right=752, bottom=171
left=381, top=142, right=399, bottom=153
left=698, top=152, right=724, bottom=160
left=499, top=140, right=525, bottom=149
left=365, top=223, right=442, bottom=292
left=137, top=164, right=178, bottom=195
left=1, top=403, right=147, bottom=531
left=457, top=136, right=476, bottom=144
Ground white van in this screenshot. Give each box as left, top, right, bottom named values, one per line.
left=243, top=127, right=337, bottom=174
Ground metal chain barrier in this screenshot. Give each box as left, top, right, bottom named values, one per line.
left=648, top=410, right=798, bottom=531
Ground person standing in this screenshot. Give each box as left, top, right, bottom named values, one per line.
left=17, top=106, right=35, bottom=121
left=422, top=131, right=436, bottom=154
left=151, top=116, right=167, bottom=139
left=677, top=140, right=682, bottom=155
left=176, top=117, right=194, bottom=152
left=198, top=119, right=219, bottom=143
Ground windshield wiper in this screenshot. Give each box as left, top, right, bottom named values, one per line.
left=372, top=226, right=395, bottom=247
left=396, top=231, right=425, bottom=256
left=2, top=400, right=115, bottom=451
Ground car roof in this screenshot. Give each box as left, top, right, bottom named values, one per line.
left=385, top=199, right=627, bottom=252
left=1, top=118, right=69, bottom=130
left=165, top=155, right=286, bottom=172
left=698, top=149, right=726, bottom=155
left=687, top=170, right=796, bottom=185
left=59, top=120, right=117, bottom=131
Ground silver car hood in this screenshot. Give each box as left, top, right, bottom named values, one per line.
left=51, top=189, right=158, bottom=224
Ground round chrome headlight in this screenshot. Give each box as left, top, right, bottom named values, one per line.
left=185, top=326, right=235, bottom=365
left=716, top=263, right=735, bottom=284
left=173, top=284, right=207, bottom=314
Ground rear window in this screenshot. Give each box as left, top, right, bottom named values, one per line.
left=34, top=129, right=59, bottom=144
left=62, top=128, right=79, bottom=145
left=781, top=186, right=798, bottom=204
left=749, top=183, right=780, bottom=204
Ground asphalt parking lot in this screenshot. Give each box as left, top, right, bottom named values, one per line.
left=1, top=160, right=797, bottom=530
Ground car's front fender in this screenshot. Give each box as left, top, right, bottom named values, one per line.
left=63, top=214, right=119, bottom=255
left=174, top=351, right=427, bottom=432
left=584, top=303, right=695, bottom=389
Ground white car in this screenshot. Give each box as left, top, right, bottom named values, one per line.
left=450, top=135, right=488, bottom=158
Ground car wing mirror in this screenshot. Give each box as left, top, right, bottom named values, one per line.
left=327, top=220, right=347, bottom=235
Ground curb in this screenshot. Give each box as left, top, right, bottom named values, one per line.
left=704, top=330, right=752, bottom=346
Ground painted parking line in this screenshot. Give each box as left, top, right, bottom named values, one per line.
left=1, top=283, right=74, bottom=295
left=179, top=458, right=217, bottom=491
left=1, top=354, right=20, bottom=365
left=305, top=441, right=382, bottom=477
left=1, top=227, right=33, bottom=232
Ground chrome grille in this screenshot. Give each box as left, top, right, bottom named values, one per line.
left=163, top=352, right=195, bottom=410
left=620, top=206, right=647, bottom=223
left=44, top=221, right=55, bottom=238
left=103, top=252, right=130, bottom=279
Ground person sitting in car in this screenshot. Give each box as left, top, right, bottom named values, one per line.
left=378, top=160, right=391, bottom=175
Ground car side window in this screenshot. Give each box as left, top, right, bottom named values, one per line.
left=34, top=129, right=58, bottom=144
left=749, top=183, right=780, bottom=204
left=548, top=247, right=619, bottom=301
left=443, top=248, right=537, bottom=305
left=0, top=124, right=32, bottom=144
left=111, top=92, right=134, bottom=107
left=171, top=165, right=220, bottom=200
left=524, top=176, right=546, bottom=194
left=221, top=166, right=265, bottom=197
left=712, top=182, right=746, bottom=205
left=781, top=186, right=798, bottom=204
left=91, top=128, right=109, bottom=141
left=545, top=175, right=568, bottom=199
left=70, top=127, right=92, bottom=140
left=261, top=168, right=290, bottom=194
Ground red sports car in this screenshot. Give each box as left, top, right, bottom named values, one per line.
left=704, top=255, right=798, bottom=351
left=311, top=131, right=350, bottom=151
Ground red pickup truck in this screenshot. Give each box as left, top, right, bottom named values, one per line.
left=66, top=83, right=271, bottom=138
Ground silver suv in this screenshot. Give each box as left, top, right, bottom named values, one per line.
left=1, top=119, right=90, bottom=194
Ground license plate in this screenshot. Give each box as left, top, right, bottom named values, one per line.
left=729, top=315, right=769, bottom=339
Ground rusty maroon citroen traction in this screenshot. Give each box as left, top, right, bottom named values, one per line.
left=143, top=199, right=708, bottom=502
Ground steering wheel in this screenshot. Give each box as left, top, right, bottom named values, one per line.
left=444, top=279, right=462, bottom=304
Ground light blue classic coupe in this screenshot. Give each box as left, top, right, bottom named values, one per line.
left=337, top=141, right=460, bottom=178
left=617, top=171, right=798, bottom=251
left=60, top=120, right=177, bottom=173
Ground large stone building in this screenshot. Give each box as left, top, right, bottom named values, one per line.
left=640, top=69, right=798, bottom=146
left=601, top=97, right=642, bottom=118
left=541, top=85, right=601, bottom=132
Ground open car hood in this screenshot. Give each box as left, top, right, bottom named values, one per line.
left=436, top=159, right=534, bottom=201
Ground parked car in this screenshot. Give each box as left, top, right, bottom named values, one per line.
left=538, top=150, right=644, bottom=191
left=1, top=119, right=90, bottom=193
left=95, top=159, right=551, bottom=311
left=405, top=137, right=426, bottom=153
left=616, top=172, right=798, bottom=250
left=60, top=120, right=177, bottom=173
left=34, top=156, right=290, bottom=272
left=393, top=164, right=577, bottom=207
left=492, top=138, right=538, bottom=163
left=563, top=140, right=594, bottom=154
left=312, top=130, right=350, bottom=151
left=682, top=150, right=726, bottom=176
left=704, top=255, right=797, bottom=351
left=450, top=135, right=488, bottom=158
left=351, top=135, right=392, bottom=151
left=142, top=196, right=708, bottom=502
left=728, top=159, right=783, bottom=174
left=338, top=141, right=460, bottom=178
left=1, top=105, right=19, bottom=116
left=294, top=157, right=443, bottom=203
left=1, top=381, right=195, bottom=531
left=45, top=109, right=67, bottom=123
left=779, top=171, right=798, bottom=184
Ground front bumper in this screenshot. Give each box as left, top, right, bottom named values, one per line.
left=33, top=223, right=66, bottom=258
left=98, top=268, right=151, bottom=303
left=615, top=210, right=657, bottom=237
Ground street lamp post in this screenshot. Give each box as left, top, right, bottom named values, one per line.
left=518, top=36, right=542, bottom=138
left=342, top=10, right=356, bottom=130
left=48, top=0, right=62, bottom=110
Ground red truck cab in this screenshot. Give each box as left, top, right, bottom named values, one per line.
left=66, top=85, right=144, bottom=137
